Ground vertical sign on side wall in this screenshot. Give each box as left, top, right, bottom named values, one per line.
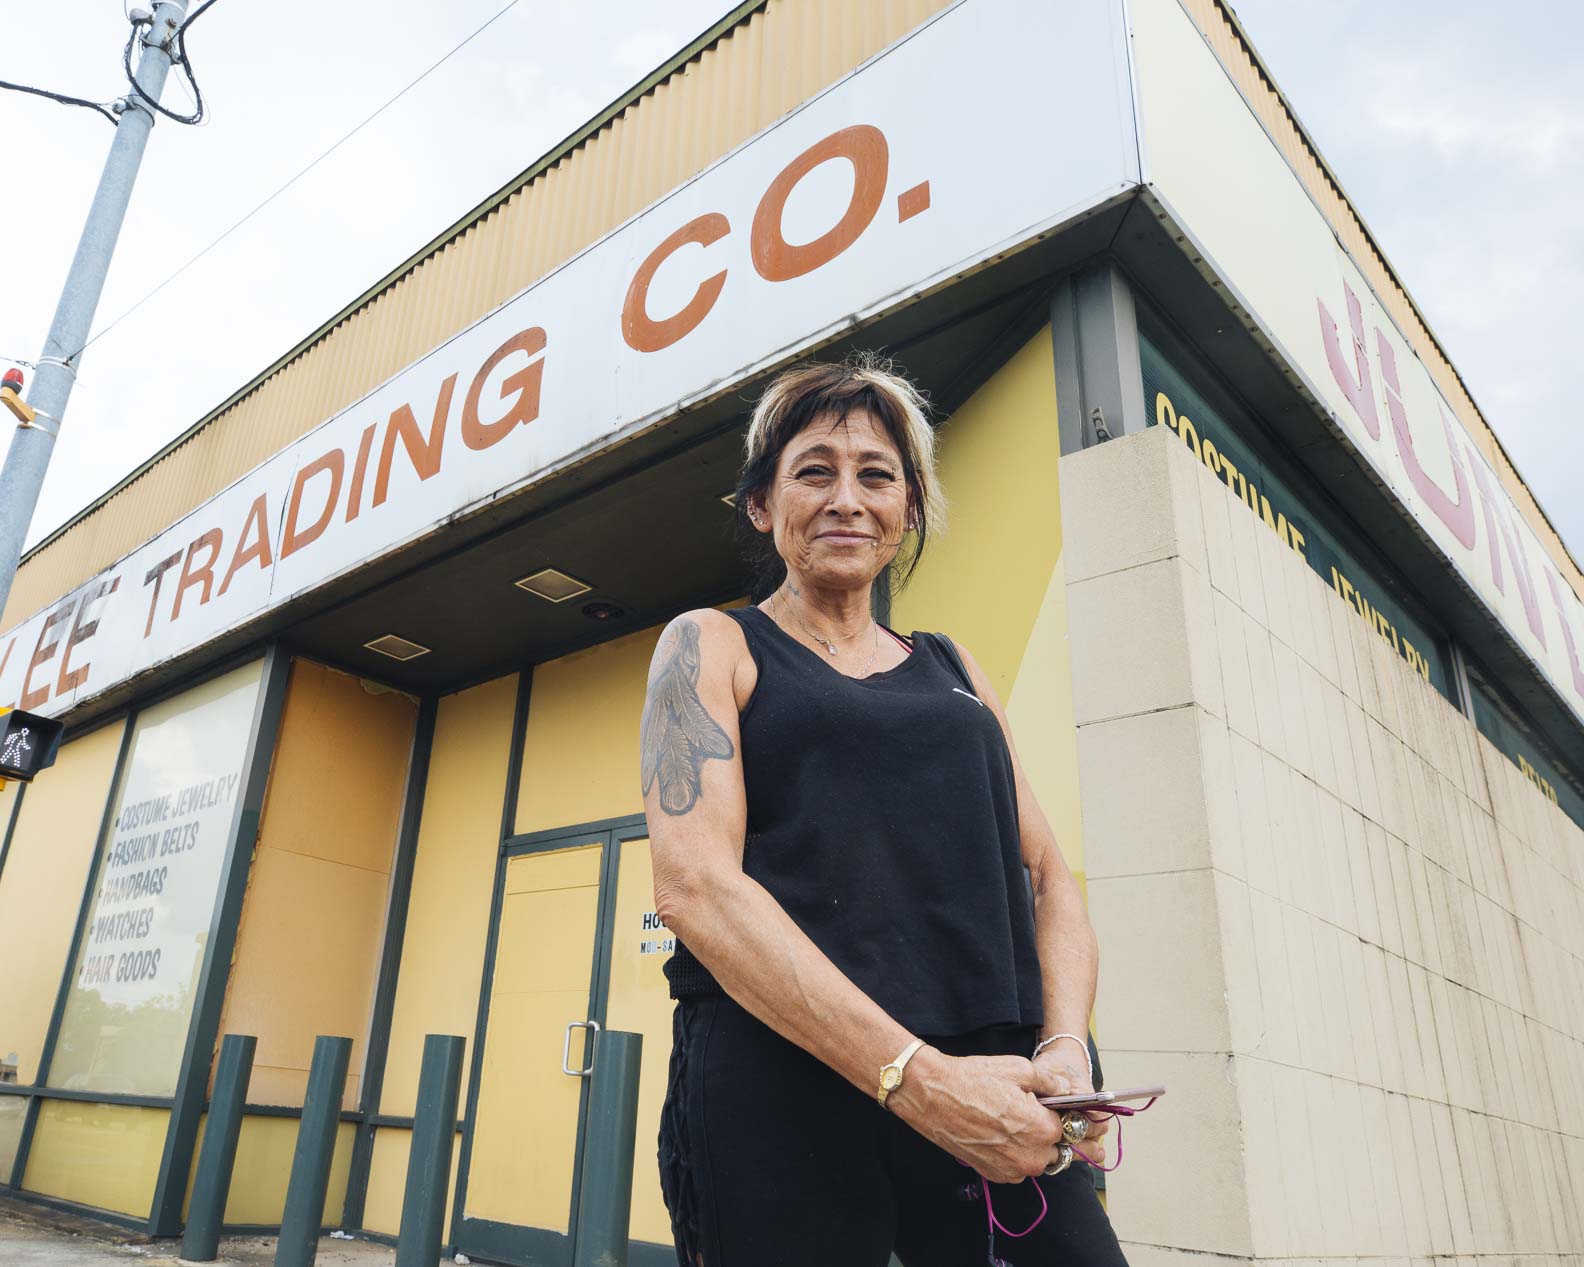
left=1141, top=326, right=1454, bottom=700
left=1129, top=0, right=1584, bottom=736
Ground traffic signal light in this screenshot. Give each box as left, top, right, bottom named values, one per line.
left=0, top=707, right=65, bottom=784
left=1, top=367, right=34, bottom=425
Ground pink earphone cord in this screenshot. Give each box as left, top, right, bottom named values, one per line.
left=964, top=1097, right=1159, bottom=1242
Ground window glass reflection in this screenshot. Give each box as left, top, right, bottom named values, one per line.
left=48, top=661, right=263, bottom=1097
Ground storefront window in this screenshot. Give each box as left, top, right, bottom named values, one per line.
left=47, top=661, right=264, bottom=1097
left=0, top=1094, right=26, bottom=1180
left=1140, top=318, right=1456, bottom=705
left=0, top=721, right=128, bottom=1092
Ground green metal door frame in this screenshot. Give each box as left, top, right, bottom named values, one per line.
left=588, top=815, right=651, bottom=1029
left=450, top=822, right=617, bottom=1267
left=592, top=820, right=677, bottom=1267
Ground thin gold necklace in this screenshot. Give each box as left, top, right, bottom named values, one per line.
left=773, top=588, right=864, bottom=654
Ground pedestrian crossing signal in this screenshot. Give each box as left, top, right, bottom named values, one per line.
left=0, top=707, right=65, bottom=784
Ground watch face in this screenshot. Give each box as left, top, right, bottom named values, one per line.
left=881, top=1067, right=902, bottom=1091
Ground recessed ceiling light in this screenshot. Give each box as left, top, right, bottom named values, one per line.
left=581, top=601, right=626, bottom=622
left=514, top=567, right=593, bottom=602
left=364, top=634, right=430, bottom=661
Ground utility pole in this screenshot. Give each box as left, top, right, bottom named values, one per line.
left=0, top=0, right=188, bottom=621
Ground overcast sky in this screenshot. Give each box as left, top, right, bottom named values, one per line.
left=5, top=0, right=1580, bottom=565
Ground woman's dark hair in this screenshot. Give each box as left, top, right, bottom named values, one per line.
left=732, top=353, right=946, bottom=601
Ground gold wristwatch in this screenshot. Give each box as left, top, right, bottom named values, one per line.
left=877, top=1039, right=926, bottom=1109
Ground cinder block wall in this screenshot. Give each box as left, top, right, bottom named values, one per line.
left=1063, top=426, right=1584, bottom=1266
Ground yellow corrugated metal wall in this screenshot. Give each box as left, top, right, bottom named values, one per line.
left=1181, top=0, right=1584, bottom=602
left=2, top=0, right=950, bottom=632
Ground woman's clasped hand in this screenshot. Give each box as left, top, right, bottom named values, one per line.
left=887, top=1046, right=1112, bottom=1184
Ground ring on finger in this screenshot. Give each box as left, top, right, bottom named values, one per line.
left=1061, top=1113, right=1091, bottom=1144
left=1043, top=1144, right=1074, bottom=1177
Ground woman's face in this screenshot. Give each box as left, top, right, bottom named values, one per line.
left=752, top=407, right=912, bottom=593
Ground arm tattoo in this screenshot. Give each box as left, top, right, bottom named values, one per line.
left=640, top=618, right=735, bottom=816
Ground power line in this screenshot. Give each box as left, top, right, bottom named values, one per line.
left=0, top=77, right=119, bottom=126
left=72, top=0, right=526, bottom=362
left=182, top=0, right=223, bottom=28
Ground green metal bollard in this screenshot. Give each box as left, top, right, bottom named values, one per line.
left=572, top=1029, right=643, bottom=1267
left=395, top=1034, right=464, bottom=1267
left=275, top=1035, right=352, bottom=1267
left=181, top=1033, right=257, bottom=1261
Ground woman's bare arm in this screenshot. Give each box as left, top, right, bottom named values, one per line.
left=642, top=610, right=914, bottom=1092
left=641, top=610, right=1065, bottom=1182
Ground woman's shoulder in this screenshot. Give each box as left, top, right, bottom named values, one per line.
left=925, top=633, right=1002, bottom=708
left=652, top=606, right=757, bottom=674
left=655, top=606, right=758, bottom=713
left=671, top=604, right=757, bottom=635
left=922, top=628, right=973, bottom=663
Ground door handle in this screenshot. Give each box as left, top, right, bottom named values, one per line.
left=562, top=1019, right=600, bottom=1077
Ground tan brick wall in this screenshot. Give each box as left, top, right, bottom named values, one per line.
left=1063, top=426, right=1584, bottom=1265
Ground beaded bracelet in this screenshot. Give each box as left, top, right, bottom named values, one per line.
left=1032, top=1031, right=1093, bottom=1082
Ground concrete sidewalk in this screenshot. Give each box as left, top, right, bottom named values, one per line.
left=0, top=1197, right=448, bottom=1266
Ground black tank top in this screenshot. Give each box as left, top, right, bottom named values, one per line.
left=663, top=604, right=1044, bottom=1036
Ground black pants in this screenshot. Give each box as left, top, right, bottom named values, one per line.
left=657, top=993, right=1130, bottom=1267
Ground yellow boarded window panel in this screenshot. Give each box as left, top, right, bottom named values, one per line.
left=515, top=600, right=746, bottom=838
left=180, top=1113, right=356, bottom=1227
left=23, top=1100, right=169, bottom=1217
left=0, top=720, right=126, bottom=1089
left=380, top=675, right=517, bottom=1116
left=515, top=628, right=660, bottom=837
left=214, top=660, right=418, bottom=1110
left=362, top=1125, right=462, bottom=1239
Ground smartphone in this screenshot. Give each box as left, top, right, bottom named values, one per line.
left=1036, top=1084, right=1165, bottom=1111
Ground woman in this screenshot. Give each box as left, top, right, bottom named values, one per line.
left=639, top=357, right=1125, bottom=1267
